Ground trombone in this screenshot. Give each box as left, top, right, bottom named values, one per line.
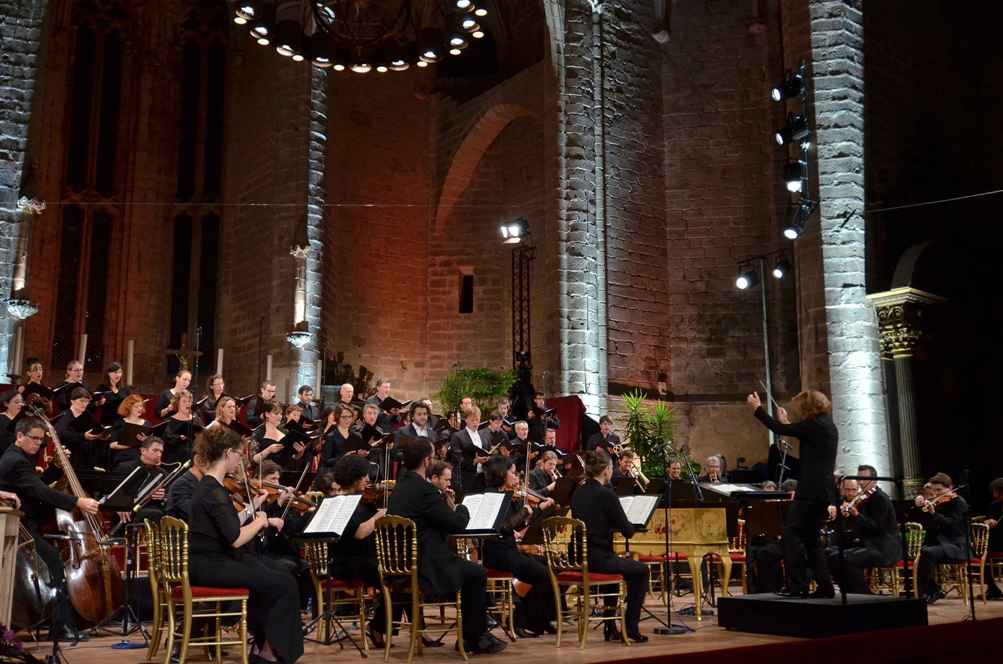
left=628, top=456, right=649, bottom=492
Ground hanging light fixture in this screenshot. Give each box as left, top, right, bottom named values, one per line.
left=229, top=1, right=489, bottom=75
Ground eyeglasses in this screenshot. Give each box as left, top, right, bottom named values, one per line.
left=24, top=434, right=45, bottom=442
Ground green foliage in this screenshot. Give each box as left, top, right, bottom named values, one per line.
left=621, top=389, right=692, bottom=477
left=436, top=367, right=516, bottom=413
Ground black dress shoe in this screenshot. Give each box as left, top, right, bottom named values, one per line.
left=775, top=588, right=809, bottom=598
left=469, top=633, right=507, bottom=654
left=542, top=623, right=558, bottom=635
left=367, top=625, right=386, bottom=649
left=421, top=636, right=443, bottom=648
left=627, top=632, right=649, bottom=643
left=926, top=590, right=945, bottom=605
left=52, top=626, right=88, bottom=643
left=808, top=589, right=835, bottom=599
left=514, top=626, right=539, bottom=639
left=603, top=624, right=622, bottom=642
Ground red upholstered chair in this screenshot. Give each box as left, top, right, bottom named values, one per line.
left=454, top=537, right=516, bottom=642
left=158, top=516, right=249, bottom=664
left=540, top=516, right=629, bottom=649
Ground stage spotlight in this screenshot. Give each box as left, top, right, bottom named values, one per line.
left=772, top=258, right=792, bottom=279
left=774, top=114, right=810, bottom=147
left=784, top=160, right=805, bottom=193
left=771, top=69, right=805, bottom=103
left=783, top=200, right=816, bottom=240
left=735, top=268, right=759, bottom=291
left=500, top=218, right=529, bottom=244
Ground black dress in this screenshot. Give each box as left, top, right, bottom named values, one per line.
left=161, top=417, right=200, bottom=466
left=321, top=428, right=361, bottom=467
left=188, top=476, right=303, bottom=663
left=0, top=413, right=17, bottom=456
left=155, top=389, right=176, bottom=419
left=96, top=383, right=131, bottom=426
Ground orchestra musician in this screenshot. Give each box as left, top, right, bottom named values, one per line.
left=824, top=464, right=901, bottom=594
left=528, top=451, right=559, bottom=498
left=95, top=361, right=132, bottom=425
left=294, top=385, right=321, bottom=422
left=327, top=454, right=397, bottom=646
left=199, top=374, right=227, bottom=426
left=0, top=416, right=100, bottom=642
left=188, top=426, right=303, bottom=663
left=109, top=394, right=149, bottom=466
left=113, top=436, right=167, bottom=523
left=747, top=389, right=837, bottom=599
left=320, top=403, right=364, bottom=467
left=244, top=381, right=277, bottom=430
left=584, top=415, right=620, bottom=456
left=156, top=369, right=191, bottom=419
left=53, top=387, right=101, bottom=470
left=667, top=460, right=683, bottom=481
left=482, top=456, right=558, bottom=637
left=914, top=472, right=969, bottom=604
left=571, top=449, right=648, bottom=642
left=161, top=389, right=203, bottom=466
left=984, top=477, right=1003, bottom=600
left=451, top=406, right=491, bottom=496
left=387, top=436, right=506, bottom=655
left=611, top=449, right=638, bottom=485
left=0, top=389, right=24, bottom=455
left=428, top=460, right=455, bottom=503
left=697, top=455, right=728, bottom=484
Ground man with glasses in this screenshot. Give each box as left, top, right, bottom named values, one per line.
left=0, top=416, right=100, bottom=642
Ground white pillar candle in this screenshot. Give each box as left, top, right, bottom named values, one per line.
left=126, top=339, right=135, bottom=385
left=315, top=358, right=322, bottom=394
left=265, top=354, right=272, bottom=381
left=11, top=325, right=23, bottom=377
left=216, top=348, right=224, bottom=376
left=78, top=333, right=87, bottom=367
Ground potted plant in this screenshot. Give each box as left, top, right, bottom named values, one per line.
left=436, top=367, right=516, bottom=414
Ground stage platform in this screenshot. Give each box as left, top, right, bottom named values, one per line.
left=19, top=592, right=1002, bottom=664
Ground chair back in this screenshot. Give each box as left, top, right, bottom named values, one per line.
left=159, top=516, right=191, bottom=586
left=374, top=516, right=418, bottom=588
left=541, top=516, right=587, bottom=574
left=143, top=518, right=162, bottom=588
left=903, top=522, right=924, bottom=561
left=302, top=539, right=331, bottom=581
left=970, top=522, right=990, bottom=560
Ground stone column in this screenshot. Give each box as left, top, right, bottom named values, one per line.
left=866, top=287, right=945, bottom=498
left=0, top=0, right=48, bottom=373
left=809, top=0, right=891, bottom=476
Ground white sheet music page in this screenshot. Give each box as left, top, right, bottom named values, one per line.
left=304, top=494, right=362, bottom=536
left=619, top=495, right=659, bottom=526
left=462, top=492, right=505, bottom=531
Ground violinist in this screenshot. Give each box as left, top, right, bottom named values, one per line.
left=429, top=460, right=456, bottom=507
left=571, top=450, right=648, bottom=643
left=0, top=416, right=99, bottom=642
left=482, top=456, right=557, bottom=638
left=188, top=426, right=303, bottom=664
left=113, top=436, right=167, bottom=523
left=155, top=369, right=191, bottom=419
left=161, top=389, right=203, bottom=466
left=0, top=389, right=24, bottom=455
left=53, top=387, right=102, bottom=470
left=199, top=374, right=226, bottom=426
left=328, top=454, right=398, bottom=646
left=109, top=394, right=149, bottom=466
left=914, top=472, right=968, bottom=604
left=254, top=461, right=312, bottom=604
left=95, top=361, right=131, bottom=426
left=528, top=451, right=559, bottom=498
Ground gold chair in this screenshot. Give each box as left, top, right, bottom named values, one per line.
left=967, top=522, right=990, bottom=603
left=302, top=539, right=369, bottom=652
left=879, top=522, right=924, bottom=597
left=158, top=516, right=249, bottom=664
left=455, top=537, right=515, bottom=642
left=143, top=518, right=169, bottom=662
left=373, top=515, right=467, bottom=664
left=540, top=516, right=628, bottom=649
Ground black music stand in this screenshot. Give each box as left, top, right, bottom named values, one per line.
left=94, top=480, right=148, bottom=648
left=652, top=464, right=697, bottom=631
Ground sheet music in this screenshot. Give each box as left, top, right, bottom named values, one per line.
left=619, top=495, right=659, bottom=526
left=701, top=483, right=759, bottom=496
left=461, top=492, right=505, bottom=531
left=304, top=494, right=362, bottom=537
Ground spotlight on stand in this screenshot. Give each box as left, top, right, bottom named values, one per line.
left=500, top=217, right=529, bottom=244
left=783, top=200, right=816, bottom=240
left=735, top=267, right=759, bottom=291
left=772, top=257, right=792, bottom=279
left=771, top=66, right=805, bottom=103
left=784, top=160, right=805, bottom=193
left=774, top=113, right=810, bottom=147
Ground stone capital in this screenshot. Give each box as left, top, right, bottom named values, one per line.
left=865, top=287, right=946, bottom=360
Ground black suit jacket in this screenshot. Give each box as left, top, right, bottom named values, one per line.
left=450, top=428, right=490, bottom=495
left=923, top=495, right=969, bottom=560
left=584, top=432, right=620, bottom=454
left=571, top=478, right=635, bottom=565
left=754, top=407, right=837, bottom=503
left=387, top=470, right=471, bottom=597
left=0, top=445, right=77, bottom=526
left=853, top=487, right=901, bottom=565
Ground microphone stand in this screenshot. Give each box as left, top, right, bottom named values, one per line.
left=652, top=460, right=692, bottom=635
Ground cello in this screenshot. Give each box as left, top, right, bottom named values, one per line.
left=33, top=407, right=123, bottom=624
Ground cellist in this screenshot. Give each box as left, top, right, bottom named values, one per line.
left=0, top=415, right=99, bottom=642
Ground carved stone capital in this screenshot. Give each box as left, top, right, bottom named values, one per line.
left=865, top=287, right=946, bottom=360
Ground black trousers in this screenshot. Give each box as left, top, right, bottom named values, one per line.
left=191, top=552, right=304, bottom=664
left=783, top=499, right=833, bottom=593
left=825, top=546, right=883, bottom=594
left=749, top=539, right=785, bottom=593
left=917, top=544, right=962, bottom=596
left=590, top=555, right=647, bottom=634
left=331, top=556, right=404, bottom=632
left=31, top=526, right=76, bottom=633
left=483, top=544, right=555, bottom=632
left=453, top=559, right=488, bottom=645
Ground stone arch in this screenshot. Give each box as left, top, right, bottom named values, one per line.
left=434, top=103, right=535, bottom=232
left=891, top=240, right=933, bottom=288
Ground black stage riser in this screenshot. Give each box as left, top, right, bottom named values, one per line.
left=717, top=593, right=928, bottom=638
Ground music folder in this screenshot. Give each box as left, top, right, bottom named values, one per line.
left=460, top=492, right=510, bottom=535
left=98, top=466, right=146, bottom=512
left=302, top=494, right=363, bottom=538
left=619, top=495, right=659, bottom=528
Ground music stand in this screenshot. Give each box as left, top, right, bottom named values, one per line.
left=650, top=469, right=693, bottom=634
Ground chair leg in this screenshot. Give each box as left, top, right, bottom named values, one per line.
left=215, top=603, right=223, bottom=664
left=178, top=600, right=193, bottom=664
left=577, top=587, right=588, bottom=650
left=406, top=597, right=419, bottom=664
left=239, top=599, right=249, bottom=664
left=552, top=581, right=564, bottom=648
left=382, top=587, right=393, bottom=663
left=358, top=589, right=369, bottom=656
left=148, top=592, right=163, bottom=660
left=315, top=581, right=327, bottom=642
left=456, top=591, right=467, bottom=662
left=163, top=597, right=176, bottom=664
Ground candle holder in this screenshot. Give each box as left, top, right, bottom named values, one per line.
left=5, top=299, right=38, bottom=320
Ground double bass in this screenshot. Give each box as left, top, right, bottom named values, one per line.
left=34, top=408, right=123, bottom=624
left=12, top=523, right=57, bottom=629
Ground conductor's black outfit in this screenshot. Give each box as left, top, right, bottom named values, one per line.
left=753, top=406, right=837, bottom=595
left=387, top=469, right=489, bottom=648
left=571, top=478, right=647, bottom=635
left=188, top=476, right=303, bottom=663
left=826, top=487, right=901, bottom=593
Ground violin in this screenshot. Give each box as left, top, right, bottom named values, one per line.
left=840, top=485, right=876, bottom=517
left=920, top=490, right=958, bottom=513
left=509, top=485, right=548, bottom=506
left=252, top=479, right=317, bottom=513
left=362, top=482, right=392, bottom=507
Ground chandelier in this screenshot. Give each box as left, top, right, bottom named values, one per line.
left=231, top=1, right=489, bottom=73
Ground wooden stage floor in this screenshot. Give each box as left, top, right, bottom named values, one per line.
left=21, top=592, right=1003, bottom=664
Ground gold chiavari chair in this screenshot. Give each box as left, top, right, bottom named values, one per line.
left=540, top=516, right=628, bottom=649
left=874, top=522, right=924, bottom=597
left=967, top=522, right=990, bottom=603
left=374, top=516, right=467, bottom=664
left=143, top=519, right=170, bottom=662
left=302, top=539, right=369, bottom=652
left=455, top=536, right=516, bottom=642
left=159, top=516, right=249, bottom=664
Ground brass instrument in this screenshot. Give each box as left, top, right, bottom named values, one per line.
left=628, top=456, right=649, bottom=492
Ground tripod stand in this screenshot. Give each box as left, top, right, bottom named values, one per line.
left=93, top=522, right=148, bottom=649
left=649, top=474, right=692, bottom=635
